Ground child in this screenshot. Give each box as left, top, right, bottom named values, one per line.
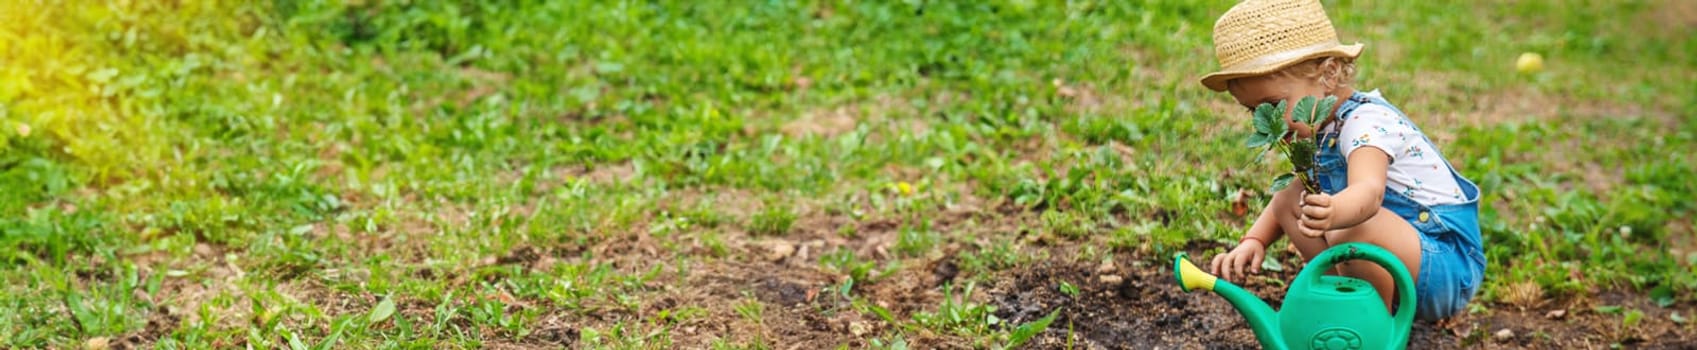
left=1198, top=0, right=1484, bottom=321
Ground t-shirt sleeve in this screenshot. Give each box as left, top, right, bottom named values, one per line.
left=1337, top=104, right=1417, bottom=163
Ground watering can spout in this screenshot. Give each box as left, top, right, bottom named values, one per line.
left=1174, top=253, right=1287, bottom=349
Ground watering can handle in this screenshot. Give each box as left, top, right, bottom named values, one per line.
left=1303, top=243, right=1417, bottom=343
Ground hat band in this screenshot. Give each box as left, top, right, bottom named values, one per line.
left=1222, top=42, right=1345, bottom=72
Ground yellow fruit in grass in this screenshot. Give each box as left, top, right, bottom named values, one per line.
left=1516, top=52, right=1544, bottom=74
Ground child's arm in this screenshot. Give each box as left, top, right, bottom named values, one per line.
left=1297, top=148, right=1391, bottom=237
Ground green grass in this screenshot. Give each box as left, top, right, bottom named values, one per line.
left=2, top=0, right=1694, bottom=347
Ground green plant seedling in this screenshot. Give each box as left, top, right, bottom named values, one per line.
left=1247, top=96, right=1338, bottom=194
left=1002, top=309, right=1060, bottom=349
left=1059, top=281, right=1079, bottom=297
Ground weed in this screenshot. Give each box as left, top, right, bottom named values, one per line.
left=869, top=335, right=910, bottom=350
left=1041, top=210, right=1093, bottom=239
left=749, top=204, right=797, bottom=236
left=895, top=222, right=941, bottom=257
left=1059, top=281, right=1080, bottom=297
left=1499, top=280, right=1545, bottom=310
left=1004, top=309, right=1061, bottom=349
left=735, top=295, right=765, bottom=325
left=958, top=239, right=1027, bottom=276
left=912, top=282, right=998, bottom=337
left=819, top=248, right=882, bottom=284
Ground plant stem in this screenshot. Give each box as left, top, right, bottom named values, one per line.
left=1296, top=171, right=1321, bottom=195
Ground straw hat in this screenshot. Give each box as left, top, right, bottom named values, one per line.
left=1199, top=0, right=1363, bottom=92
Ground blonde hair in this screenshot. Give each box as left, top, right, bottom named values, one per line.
left=1275, top=56, right=1357, bottom=92
left=1227, top=56, right=1358, bottom=93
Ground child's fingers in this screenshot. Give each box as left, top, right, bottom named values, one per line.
left=1231, top=251, right=1253, bottom=281
left=1221, top=253, right=1237, bottom=282
left=1251, top=248, right=1265, bottom=274
left=1299, top=215, right=1321, bottom=230
left=1297, top=212, right=1326, bottom=237
left=1210, top=253, right=1227, bottom=276
left=1297, top=218, right=1326, bottom=237
left=1303, top=193, right=1331, bottom=207
left=1301, top=204, right=1330, bottom=219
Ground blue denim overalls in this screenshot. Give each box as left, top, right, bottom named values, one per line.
left=1312, top=91, right=1485, bottom=321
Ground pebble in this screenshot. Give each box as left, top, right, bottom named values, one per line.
left=86, top=337, right=110, bottom=350
left=1545, top=309, right=1567, bottom=319
left=849, top=321, right=871, bottom=336
left=1494, top=328, right=1515, bottom=342
left=766, top=241, right=796, bottom=262
left=1099, top=274, right=1124, bottom=285
left=1096, top=259, right=1118, bottom=274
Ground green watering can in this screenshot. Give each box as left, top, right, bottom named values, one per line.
left=1173, top=242, right=1415, bottom=350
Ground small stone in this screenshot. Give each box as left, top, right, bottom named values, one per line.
left=849, top=321, right=871, bottom=336
left=193, top=243, right=215, bottom=257
left=1544, top=309, right=1567, bottom=319
left=1099, top=274, right=1123, bottom=285
left=1494, top=328, right=1514, bottom=342
left=1096, top=259, right=1118, bottom=274
left=794, top=243, right=811, bottom=261
left=86, top=337, right=110, bottom=350
left=766, top=241, right=796, bottom=262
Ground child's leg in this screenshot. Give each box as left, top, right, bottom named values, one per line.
left=1278, top=199, right=1423, bottom=311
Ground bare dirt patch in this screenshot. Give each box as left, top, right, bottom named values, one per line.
left=1643, top=0, right=1697, bottom=39
left=782, top=106, right=860, bottom=139
left=560, top=162, right=635, bottom=185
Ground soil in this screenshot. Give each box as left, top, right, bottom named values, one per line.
left=986, top=246, right=1697, bottom=349
left=112, top=187, right=1696, bottom=349
left=513, top=197, right=1697, bottom=349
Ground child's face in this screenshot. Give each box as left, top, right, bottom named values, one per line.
left=1226, top=73, right=1329, bottom=139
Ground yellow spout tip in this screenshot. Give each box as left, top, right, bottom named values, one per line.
left=1173, top=254, right=1218, bottom=292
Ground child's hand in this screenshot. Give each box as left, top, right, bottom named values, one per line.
left=1209, top=241, right=1266, bottom=282
left=1298, top=192, right=1334, bottom=238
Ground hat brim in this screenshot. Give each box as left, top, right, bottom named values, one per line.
left=1200, top=43, right=1364, bottom=92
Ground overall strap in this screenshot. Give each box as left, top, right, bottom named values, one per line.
left=1319, top=92, right=1375, bottom=148
left=1335, top=92, right=1375, bottom=120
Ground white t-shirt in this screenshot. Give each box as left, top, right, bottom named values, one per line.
left=1326, top=92, right=1467, bottom=206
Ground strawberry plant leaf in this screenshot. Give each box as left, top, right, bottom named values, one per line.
left=1293, top=96, right=1318, bottom=125
left=1270, top=173, right=1295, bottom=193
left=1253, top=102, right=1279, bottom=134
left=1318, top=95, right=1338, bottom=124
left=1246, top=132, right=1272, bottom=148
left=1267, top=100, right=1290, bottom=139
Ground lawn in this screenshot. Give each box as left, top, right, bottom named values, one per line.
left=2, top=0, right=1694, bottom=348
